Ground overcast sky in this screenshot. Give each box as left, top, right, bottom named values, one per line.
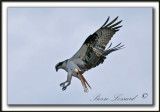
left=8, top=8, right=152, bottom=105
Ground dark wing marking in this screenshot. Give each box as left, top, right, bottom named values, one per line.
left=71, top=17, right=122, bottom=72
left=95, top=42, right=125, bottom=66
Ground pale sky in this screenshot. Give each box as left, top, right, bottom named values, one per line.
left=8, top=8, right=152, bottom=105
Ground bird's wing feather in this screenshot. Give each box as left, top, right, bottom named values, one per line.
left=70, top=16, right=122, bottom=72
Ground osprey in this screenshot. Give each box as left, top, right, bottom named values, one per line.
left=55, top=16, right=124, bottom=92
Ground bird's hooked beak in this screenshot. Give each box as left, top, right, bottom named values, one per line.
left=55, top=65, right=59, bottom=72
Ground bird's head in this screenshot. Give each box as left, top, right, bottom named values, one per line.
left=55, top=60, right=68, bottom=72
left=55, top=61, right=63, bottom=72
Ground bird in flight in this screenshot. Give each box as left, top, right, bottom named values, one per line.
left=55, top=16, right=124, bottom=92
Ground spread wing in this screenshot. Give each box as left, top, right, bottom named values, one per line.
left=70, top=16, right=122, bottom=72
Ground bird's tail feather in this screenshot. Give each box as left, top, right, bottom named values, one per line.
left=103, top=42, right=125, bottom=56
left=76, top=69, right=91, bottom=93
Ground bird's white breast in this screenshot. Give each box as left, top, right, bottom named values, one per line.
left=66, top=60, right=80, bottom=77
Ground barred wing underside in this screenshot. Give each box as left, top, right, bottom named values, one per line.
left=71, top=17, right=122, bottom=72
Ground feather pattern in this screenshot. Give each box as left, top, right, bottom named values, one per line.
left=71, top=16, right=123, bottom=73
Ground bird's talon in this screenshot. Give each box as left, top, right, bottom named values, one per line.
left=60, top=83, right=64, bottom=87
left=62, top=87, right=66, bottom=91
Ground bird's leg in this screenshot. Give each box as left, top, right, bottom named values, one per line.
left=61, top=74, right=72, bottom=91
left=60, top=81, right=67, bottom=88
